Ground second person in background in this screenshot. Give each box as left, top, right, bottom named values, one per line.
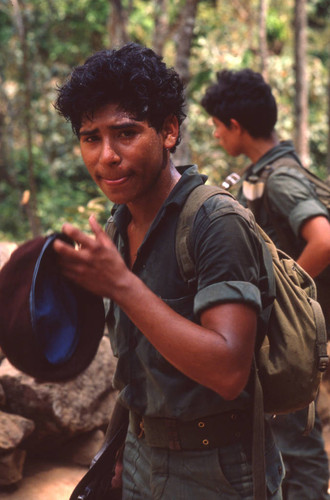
left=201, top=68, right=330, bottom=500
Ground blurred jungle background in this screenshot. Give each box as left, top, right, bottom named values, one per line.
left=0, top=0, right=329, bottom=241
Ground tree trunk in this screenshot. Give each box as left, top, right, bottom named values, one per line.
left=172, top=0, right=199, bottom=166
left=11, top=0, right=41, bottom=237
left=294, top=0, right=309, bottom=166
left=152, top=0, right=171, bottom=56
left=0, top=107, right=17, bottom=188
left=259, top=0, right=268, bottom=80
left=108, top=0, right=131, bottom=48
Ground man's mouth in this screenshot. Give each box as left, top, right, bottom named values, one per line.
left=100, top=175, right=130, bottom=186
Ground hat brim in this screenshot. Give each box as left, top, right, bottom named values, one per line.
left=0, top=233, right=105, bottom=381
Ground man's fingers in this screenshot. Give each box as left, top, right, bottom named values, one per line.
left=53, top=237, right=80, bottom=260
left=61, top=222, right=94, bottom=248
left=89, top=214, right=113, bottom=247
left=89, top=214, right=102, bottom=233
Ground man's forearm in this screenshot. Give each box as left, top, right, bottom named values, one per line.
left=112, top=272, right=256, bottom=399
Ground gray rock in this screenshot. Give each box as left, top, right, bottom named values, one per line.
left=0, top=242, right=17, bottom=270
left=0, top=410, right=35, bottom=451
left=0, top=449, right=27, bottom=486
left=0, top=411, right=34, bottom=486
left=0, top=336, right=118, bottom=455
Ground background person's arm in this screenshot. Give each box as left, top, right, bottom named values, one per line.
left=297, top=215, right=330, bottom=277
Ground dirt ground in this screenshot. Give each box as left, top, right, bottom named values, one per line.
left=0, top=457, right=86, bottom=500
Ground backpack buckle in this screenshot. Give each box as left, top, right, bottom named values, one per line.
left=318, top=355, right=329, bottom=373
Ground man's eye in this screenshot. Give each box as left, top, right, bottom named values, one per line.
left=84, top=135, right=99, bottom=142
left=120, top=130, right=136, bottom=138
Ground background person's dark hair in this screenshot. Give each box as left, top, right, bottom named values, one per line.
left=54, top=43, right=186, bottom=152
left=201, top=69, right=277, bottom=139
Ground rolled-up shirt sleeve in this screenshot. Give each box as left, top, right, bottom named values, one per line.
left=195, top=281, right=262, bottom=316
left=267, top=167, right=329, bottom=237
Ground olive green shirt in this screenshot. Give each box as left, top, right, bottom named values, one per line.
left=107, top=165, right=273, bottom=420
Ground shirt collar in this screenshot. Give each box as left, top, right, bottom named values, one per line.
left=250, top=140, right=296, bottom=175
left=111, top=164, right=207, bottom=231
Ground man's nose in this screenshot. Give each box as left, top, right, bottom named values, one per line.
left=100, top=141, right=120, bottom=164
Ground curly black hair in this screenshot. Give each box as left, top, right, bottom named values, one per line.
left=54, top=43, right=186, bottom=152
left=201, top=69, right=277, bottom=139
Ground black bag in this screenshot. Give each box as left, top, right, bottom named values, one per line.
left=70, top=401, right=128, bottom=500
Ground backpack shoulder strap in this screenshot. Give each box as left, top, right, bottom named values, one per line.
left=258, top=157, right=302, bottom=256
left=258, top=155, right=302, bottom=183
left=176, top=184, right=235, bottom=284
left=260, top=154, right=330, bottom=197
left=177, top=183, right=270, bottom=499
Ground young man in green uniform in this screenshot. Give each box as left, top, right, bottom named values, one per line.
left=53, top=45, right=283, bottom=498
left=202, top=68, right=330, bottom=500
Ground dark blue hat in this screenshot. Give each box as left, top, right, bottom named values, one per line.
left=0, top=233, right=105, bottom=380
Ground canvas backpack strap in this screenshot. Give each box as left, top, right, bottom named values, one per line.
left=176, top=184, right=234, bottom=285
left=245, top=155, right=301, bottom=197
left=252, top=357, right=267, bottom=500
left=176, top=184, right=267, bottom=500
left=310, top=298, right=329, bottom=373
left=257, top=157, right=302, bottom=257
left=265, top=154, right=330, bottom=211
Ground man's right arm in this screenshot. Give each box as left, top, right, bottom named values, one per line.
left=53, top=215, right=258, bottom=401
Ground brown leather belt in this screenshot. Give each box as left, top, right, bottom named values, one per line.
left=129, top=410, right=252, bottom=451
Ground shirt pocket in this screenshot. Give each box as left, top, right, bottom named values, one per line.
left=162, top=294, right=195, bottom=323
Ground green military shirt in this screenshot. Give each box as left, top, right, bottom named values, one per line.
left=237, top=141, right=329, bottom=258
left=107, top=165, right=273, bottom=420
left=237, top=140, right=329, bottom=328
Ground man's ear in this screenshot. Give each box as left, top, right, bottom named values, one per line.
left=162, top=115, right=179, bottom=150
left=229, top=118, right=245, bottom=135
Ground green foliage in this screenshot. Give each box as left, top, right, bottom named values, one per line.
left=266, top=9, right=289, bottom=54
left=0, top=9, right=12, bottom=48
left=0, top=0, right=329, bottom=241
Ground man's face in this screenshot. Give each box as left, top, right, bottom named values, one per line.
left=79, top=103, right=170, bottom=205
left=212, top=117, right=242, bottom=157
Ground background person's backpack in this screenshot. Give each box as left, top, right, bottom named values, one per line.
left=263, top=153, right=330, bottom=211
left=176, top=183, right=328, bottom=499
left=243, top=153, right=330, bottom=256
left=243, top=151, right=330, bottom=335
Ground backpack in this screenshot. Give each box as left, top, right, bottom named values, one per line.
left=243, top=154, right=330, bottom=256
left=176, top=184, right=328, bottom=415
left=176, top=183, right=328, bottom=499
left=265, top=154, right=330, bottom=210
left=242, top=148, right=330, bottom=211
